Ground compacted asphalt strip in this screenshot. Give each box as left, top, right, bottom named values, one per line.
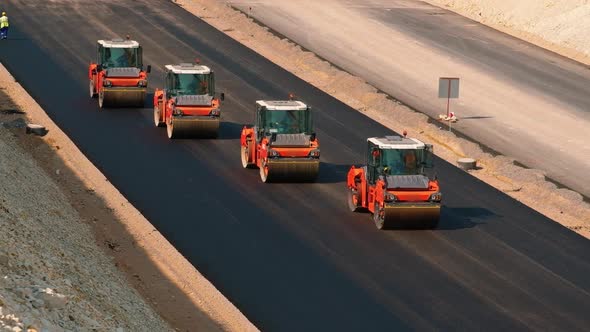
left=2, top=1, right=590, bottom=331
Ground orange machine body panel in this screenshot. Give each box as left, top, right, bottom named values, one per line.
left=240, top=128, right=319, bottom=169
left=153, top=89, right=220, bottom=124
left=88, top=63, right=147, bottom=94
left=347, top=165, right=440, bottom=213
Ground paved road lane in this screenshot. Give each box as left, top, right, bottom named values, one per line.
left=2, top=1, right=590, bottom=330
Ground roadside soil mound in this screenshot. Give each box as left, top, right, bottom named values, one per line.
left=0, top=89, right=172, bottom=331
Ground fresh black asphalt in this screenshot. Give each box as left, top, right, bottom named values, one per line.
left=2, top=1, right=590, bottom=330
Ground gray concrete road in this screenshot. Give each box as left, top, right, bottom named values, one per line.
left=232, top=0, right=590, bottom=197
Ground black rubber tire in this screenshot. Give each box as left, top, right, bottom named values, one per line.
left=373, top=202, right=385, bottom=230
left=98, top=90, right=104, bottom=109
left=154, top=105, right=164, bottom=127
left=347, top=188, right=361, bottom=212
left=241, top=145, right=255, bottom=169
left=166, top=119, right=175, bottom=139
left=89, top=80, right=97, bottom=98
left=260, top=159, right=270, bottom=183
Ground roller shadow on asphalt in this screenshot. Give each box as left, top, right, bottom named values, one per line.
left=436, top=206, right=497, bottom=230
left=459, top=116, right=494, bottom=120
left=144, top=92, right=154, bottom=108
left=217, top=121, right=244, bottom=140
left=315, top=162, right=351, bottom=184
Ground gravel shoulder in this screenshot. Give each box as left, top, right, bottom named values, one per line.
left=175, top=0, right=590, bottom=238
left=0, top=64, right=257, bottom=332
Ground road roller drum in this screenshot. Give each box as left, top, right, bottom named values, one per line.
left=377, top=203, right=440, bottom=229
left=167, top=117, right=219, bottom=139
left=99, top=88, right=146, bottom=108
left=260, top=159, right=319, bottom=183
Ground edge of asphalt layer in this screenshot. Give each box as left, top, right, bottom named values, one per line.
left=0, top=62, right=259, bottom=332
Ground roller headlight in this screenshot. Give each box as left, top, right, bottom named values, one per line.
left=384, top=192, right=397, bottom=202
left=137, top=79, right=148, bottom=87
left=103, top=79, right=112, bottom=87
left=210, top=108, right=220, bottom=116
left=268, top=149, right=280, bottom=157
left=309, top=149, right=320, bottom=158
left=429, top=192, right=442, bottom=202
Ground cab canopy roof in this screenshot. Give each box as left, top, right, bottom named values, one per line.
left=165, top=63, right=211, bottom=75
left=256, top=100, right=308, bottom=111
left=97, top=39, right=140, bottom=48
left=368, top=136, right=425, bottom=150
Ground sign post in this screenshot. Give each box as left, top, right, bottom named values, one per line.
left=438, top=77, right=460, bottom=128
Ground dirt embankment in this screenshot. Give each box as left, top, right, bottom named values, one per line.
left=425, top=0, right=590, bottom=66
left=0, top=63, right=257, bottom=332
left=0, top=93, right=171, bottom=330
left=175, top=0, right=590, bottom=237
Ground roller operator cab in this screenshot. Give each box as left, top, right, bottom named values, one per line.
left=88, top=38, right=151, bottom=108
left=347, top=135, right=441, bottom=230
left=153, top=63, right=224, bottom=139
left=240, top=100, right=320, bottom=183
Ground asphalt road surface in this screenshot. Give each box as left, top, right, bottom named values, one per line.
left=232, top=0, right=590, bottom=198
left=2, top=1, right=590, bottom=331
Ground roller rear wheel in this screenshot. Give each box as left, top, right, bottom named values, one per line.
left=98, top=90, right=105, bottom=109
left=241, top=145, right=255, bottom=169
left=89, top=80, right=97, bottom=98
left=373, top=202, right=385, bottom=230
left=348, top=188, right=362, bottom=212
left=167, top=120, right=175, bottom=139
left=154, top=106, right=164, bottom=127
left=260, top=160, right=270, bottom=183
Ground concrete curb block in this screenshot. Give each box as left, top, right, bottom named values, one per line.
left=457, top=158, right=477, bottom=170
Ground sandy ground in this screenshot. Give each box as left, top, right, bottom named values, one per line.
left=425, top=0, right=590, bottom=66
left=0, top=64, right=257, bottom=332
left=173, top=0, right=590, bottom=238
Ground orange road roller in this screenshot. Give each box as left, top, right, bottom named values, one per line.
left=153, top=62, right=224, bottom=139
left=241, top=98, right=320, bottom=183
left=88, top=37, right=150, bottom=108
left=347, top=134, right=441, bottom=229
